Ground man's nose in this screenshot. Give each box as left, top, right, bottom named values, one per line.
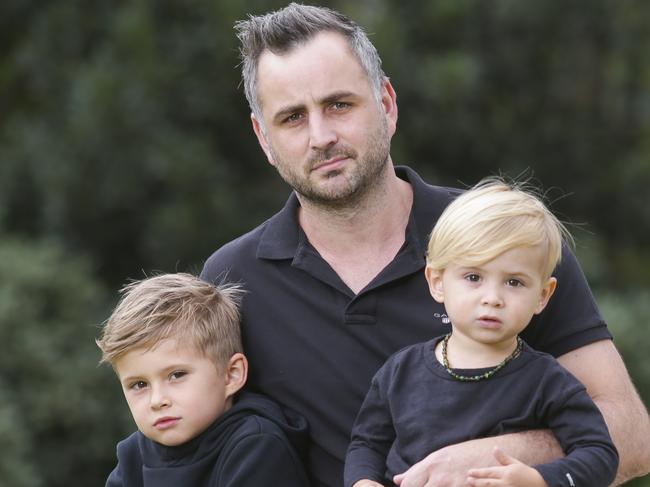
left=309, top=113, right=338, bottom=150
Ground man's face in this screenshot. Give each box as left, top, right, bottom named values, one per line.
left=252, top=31, right=397, bottom=207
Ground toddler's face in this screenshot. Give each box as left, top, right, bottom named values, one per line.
left=115, top=339, right=232, bottom=446
left=426, top=245, right=556, bottom=346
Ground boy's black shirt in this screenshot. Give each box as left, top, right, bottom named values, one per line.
left=344, top=337, right=618, bottom=487
left=106, top=391, right=310, bottom=487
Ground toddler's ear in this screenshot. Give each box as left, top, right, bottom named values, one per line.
left=225, top=353, right=248, bottom=398
left=535, top=277, right=557, bottom=315
left=425, top=266, right=445, bottom=303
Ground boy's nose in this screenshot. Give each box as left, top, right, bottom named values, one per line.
left=150, top=388, right=171, bottom=409
left=481, top=287, right=504, bottom=307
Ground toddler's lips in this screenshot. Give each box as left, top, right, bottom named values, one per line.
left=478, top=316, right=502, bottom=329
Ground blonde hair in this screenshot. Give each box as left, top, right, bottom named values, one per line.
left=96, top=273, right=244, bottom=368
left=427, top=177, right=572, bottom=279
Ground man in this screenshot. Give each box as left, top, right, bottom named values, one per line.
left=201, top=4, right=650, bottom=486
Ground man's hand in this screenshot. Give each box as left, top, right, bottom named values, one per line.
left=393, top=444, right=469, bottom=487
left=467, top=447, right=547, bottom=487
left=353, top=479, right=385, bottom=487
left=392, top=431, right=561, bottom=487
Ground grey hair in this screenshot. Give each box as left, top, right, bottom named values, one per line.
left=235, top=3, right=387, bottom=124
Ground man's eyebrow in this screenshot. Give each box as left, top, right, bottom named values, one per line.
left=320, top=90, right=357, bottom=104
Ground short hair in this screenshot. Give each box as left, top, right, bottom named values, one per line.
left=426, top=178, right=573, bottom=279
left=235, top=2, right=386, bottom=123
left=96, top=273, right=244, bottom=369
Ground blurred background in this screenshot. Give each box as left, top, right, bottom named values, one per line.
left=1, top=0, right=649, bottom=485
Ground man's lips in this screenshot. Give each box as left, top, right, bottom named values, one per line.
left=311, top=155, right=348, bottom=172
left=154, top=416, right=181, bottom=429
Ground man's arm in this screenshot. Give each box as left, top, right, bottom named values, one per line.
left=394, top=339, right=650, bottom=487
left=557, top=339, right=650, bottom=485
left=393, top=429, right=562, bottom=487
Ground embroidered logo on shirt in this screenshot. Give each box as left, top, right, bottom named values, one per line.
left=434, top=313, right=450, bottom=324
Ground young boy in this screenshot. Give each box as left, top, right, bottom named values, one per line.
left=344, top=178, right=619, bottom=487
left=97, top=273, right=310, bottom=487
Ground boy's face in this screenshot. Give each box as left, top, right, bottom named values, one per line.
left=114, top=338, right=241, bottom=446
left=425, top=245, right=557, bottom=347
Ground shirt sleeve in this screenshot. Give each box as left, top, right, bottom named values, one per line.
left=533, top=367, right=619, bottom=487
left=522, top=245, right=611, bottom=358
left=344, top=368, right=395, bottom=487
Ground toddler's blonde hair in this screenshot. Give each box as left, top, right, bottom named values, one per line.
left=427, top=177, right=572, bottom=279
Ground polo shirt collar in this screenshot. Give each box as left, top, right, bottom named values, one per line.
left=256, top=192, right=301, bottom=259
left=256, top=165, right=436, bottom=261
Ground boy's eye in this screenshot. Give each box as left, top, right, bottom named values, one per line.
left=130, top=380, right=147, bottom=391
left=465, top=274, right=481, bottom=282
left=506, top=278, right=523, bottom=287
left=169, top=371, right=187, bottom=381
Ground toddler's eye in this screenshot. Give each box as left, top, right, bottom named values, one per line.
left=506, top=279, right=523, bottom=287
left=465, top=274, right=480, bottom=282
left=170, top=371, right=187, bottom=381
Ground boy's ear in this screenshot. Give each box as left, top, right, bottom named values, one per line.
left=425, top=266, right=445, bottom=303
left=224, top=353, right=248, bottom=398
left=535, top=277, right=557, bottom=315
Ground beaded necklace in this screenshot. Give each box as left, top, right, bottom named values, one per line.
left=440, top=333, right=523, bottom=382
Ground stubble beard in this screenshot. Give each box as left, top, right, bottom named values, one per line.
left=269, top=119, right=391, bottom=210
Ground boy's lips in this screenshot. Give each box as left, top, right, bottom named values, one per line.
left=154, top=416, right=181, bottom=429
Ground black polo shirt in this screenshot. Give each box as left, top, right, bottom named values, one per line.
left=200, top=166, right=611, bottom=487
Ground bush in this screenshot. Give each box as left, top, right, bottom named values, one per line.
left=0, top=236, right=131, bottom=486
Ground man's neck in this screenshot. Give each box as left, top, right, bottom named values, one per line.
left=297, top=166, right=413, bottom=294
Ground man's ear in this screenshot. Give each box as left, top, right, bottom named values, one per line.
left=425, top=266, right=445, bottom=303
left=224, top=353, right=248, bottom=398
left=535, top=277, right=557, bottom=315
left=251, top=113, right=275, bottom=166
left=380, top=79, right=398, bottom=138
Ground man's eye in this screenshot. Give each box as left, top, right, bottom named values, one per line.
left=284, top=113, right=303, bottom=124
left=332, top=101, right=350, bottom=110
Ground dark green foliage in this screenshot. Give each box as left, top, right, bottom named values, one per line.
left=0, top=237, right=131, bottom=486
